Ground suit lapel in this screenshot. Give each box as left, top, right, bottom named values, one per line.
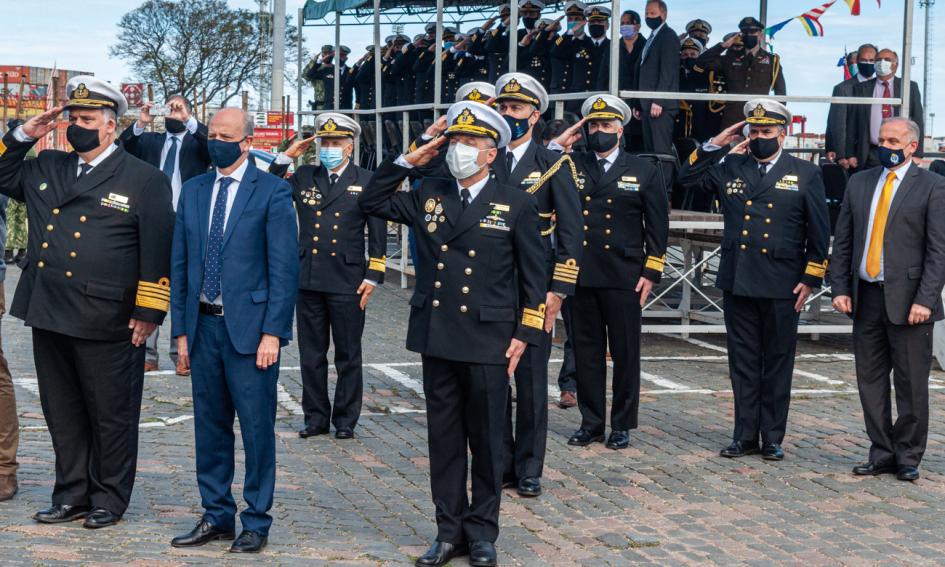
left=597, top=150, right=627, bottom=190
left=319, top=163, right=355, bottom=209
left=493, top=148, right=510, bottom=185
left=54, top=145, right=123, bottom=208
left=749, top=152, right=791, bottom=198
left=584, top=151, right=604, bottom=188
left=885, top=164, right=920, bottom=226
left=221, top=160, right=259, bottom=248
left=508, top=141, right=538, bottom=188
left=198, top=173, right=214, bottom=262
left=446, top=181, right=497, bottom=243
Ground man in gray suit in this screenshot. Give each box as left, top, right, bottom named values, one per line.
left=830, top=117, right=945, bottom=482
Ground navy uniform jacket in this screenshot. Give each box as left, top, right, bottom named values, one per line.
left=270, top=160, right=386, bottom=294
left=679, top=146, right=830, bottom=298
left=354, top=53, right=376, bottom=109
left=568, top=149, right=669, bottom=288
left=359, top=159, right=547, bottom=365
left=0, top=131, right=175, bottom=340
left=551, top=34, right=608, bottom=94
left=484, top=25, right=511, bottom=81
left=118, top=120, right=211, bottom=184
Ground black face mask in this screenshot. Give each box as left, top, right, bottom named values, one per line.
left=645, top=16, right=663, bottom=30
left=682, top=58, right=697, bottom=70
left=588, top=130, right=619, bottom=153
left=589, top=24, right=608, bottom=39
left=741, top=34, right=759, bottom=49
left=749, top=136, right=781, bottom=161
left=67, top=124, right=101, bottom=153
left=857, top=62, right=875, bottom=78
left=523, top=17, right=538, bottom=30
left=164, top=117, right=186, bottom=134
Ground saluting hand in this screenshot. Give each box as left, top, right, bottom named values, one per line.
left=357, top=281, right=376, bottom=310
left=424, top=115, right=449, bottom=138
left=729, top=137, right=750, bottom=156
left=22, top=105, right=64, bottom=139
left=505, top=338, right=527, bottom=377
left=551, top=117, right=587, bottom=152
left=710, top=120, right=748, bottom=148
left=404, top=135, right=447, bottom=167
left=128, top=318, right=158, bottom=347
left=285, top=135, right=316, bottom=159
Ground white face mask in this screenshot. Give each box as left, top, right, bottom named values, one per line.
left=875, top=60, right=894, bottom=77
left=446, top=142, right=486, bottom=180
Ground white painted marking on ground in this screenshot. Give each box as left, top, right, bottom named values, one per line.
left=641, top=371, right=691, bottom=390
left=793, top=369, right=845, bottom=385
left=662, top=334, right=728, bottom=353
left=372, top=364, right=425, bottom=397
left=13, top=377, right=38, bottom=396
left=276, top=382, right=304, bottom=416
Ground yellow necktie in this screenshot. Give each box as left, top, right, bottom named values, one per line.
left=865, top=171, right=897, bottom=278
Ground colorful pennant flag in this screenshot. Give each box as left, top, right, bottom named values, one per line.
left=765, top=17, right=794, bottom=38
left=797, top=0, right=837, bottom=37
left=845, top=0, right=860, bottom=15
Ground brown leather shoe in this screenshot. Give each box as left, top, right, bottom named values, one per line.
left=0, top=475, right=17, bottom=501
left=558, top=391, right=577, bottom=408
left=144, top=361, right=159, bottom=372
left=175, top=362, right=191, bottom=377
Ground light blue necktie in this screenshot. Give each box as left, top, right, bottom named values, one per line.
left=201, top=177, right=233, bottom=302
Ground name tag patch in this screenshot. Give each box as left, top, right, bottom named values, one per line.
left=347, top=185, right=362, bottom=194
left=480, top=203, right=511, bottom=232
left=775, top=175, right=799, bottom=191
left=618, top=176, right=640, bottom=192
left=101, top=193, right=130, bottom=213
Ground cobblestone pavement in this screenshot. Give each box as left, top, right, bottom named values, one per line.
left=1, top=266, right=945, bottom=566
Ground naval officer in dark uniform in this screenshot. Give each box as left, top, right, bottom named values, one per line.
left=679, top=99, right=830, bottom=460
left=549, top=95, right=669, bottom=450
left=359, top=101, right=546, bottom=567
left=269, top=114, right=386, bottom=440
left=0, top=77, right=174, bottom=528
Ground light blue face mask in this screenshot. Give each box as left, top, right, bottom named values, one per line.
left=319, top=146, right=346, bottom=169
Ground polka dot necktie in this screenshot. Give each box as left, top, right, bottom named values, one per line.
left=201, top=177, right=234, bottom=302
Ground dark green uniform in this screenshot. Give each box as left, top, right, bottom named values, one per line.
left=697, top=44, right=786, bottom=128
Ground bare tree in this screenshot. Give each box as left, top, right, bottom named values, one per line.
left=110, top=0, right=302, bottom=107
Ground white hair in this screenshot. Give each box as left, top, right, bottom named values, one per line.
left=882, top=116, right=920, bottom=143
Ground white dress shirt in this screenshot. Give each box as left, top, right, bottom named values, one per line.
left=506, top=139, right=531, bottom=172
left=76, top=140, right=118, bottom=175
left=200, top=158, right=249, bottom=306
left=870, top=77, right=894, bottom=146
left=858, top=160, right=912, bottom=282
left=458, top=174, right=489, bottom=202
left=596, top=147, right=620, bottom=172
left=133, top=116, right=198, bottom=210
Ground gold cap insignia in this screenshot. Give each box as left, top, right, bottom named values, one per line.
left=324, top=119, right=338, bottom=131
left=752, top=104, right=766, bottom=118
left=504, top=78, right=522, bottom=93
left=468, top=89, right=482, bottom=101
left=592, top=98, right=607, bottom=111
left=457, top=108, right=476, bottom=125
left=74, top=83, right=90, bottom=99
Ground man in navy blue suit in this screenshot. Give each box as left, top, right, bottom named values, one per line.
left=120, top=95, right=211, bottom=374
left=168, top=108, right=298, bottom=554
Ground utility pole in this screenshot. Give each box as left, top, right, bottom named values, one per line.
left=270, top=0, right=286, bottom=112
left=921, top=0, right=935, bottom=133
left=257, top=0, right=272, bottom=112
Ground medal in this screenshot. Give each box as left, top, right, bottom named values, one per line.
left=425, top=199, right=436, bottom=213
left=427, top=222, right=437, bottom=233
left=434, top=203, right=444, bottom=215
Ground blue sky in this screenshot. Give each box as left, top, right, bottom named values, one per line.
left=2, top=0, right=939, bottom=136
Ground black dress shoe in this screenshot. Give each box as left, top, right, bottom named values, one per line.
left=33, top=504, right=91, bottom=524
left=469, top=541, right=498, bottom=567
left=229, top=530, right=267, bottom=553
left=82, top=507, right=121, bottom=529
left=415, top=541, right=469, bottom=566
left=720, top=440, right=760, bottom=458
left=897, top=466, right=920, bottom=481
left=517, top=477, right=542, bottom=497
left=171, top=519, right=236, bottom=547
left=852, top=461, right=897, bottom=476
left=335, top=427, right=354, bottom=439
left=762, top=442, right=784, bottom=461
left=298, top=426, right=330, bottom=438
left=567, top=429, right=605, bottom=446
left=606, top=430, right=630, bottom=450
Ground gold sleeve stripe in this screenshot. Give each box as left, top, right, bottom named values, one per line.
left=136, top=294, right=169, bottom=312
left=138, top=280, right=171, bottom=297
left=553, top=261, right=580, bottom=284
left=369, top=256, right=387, bottom=272
left=521, top=304, right=546, bottom=330
left=0, top=139, right=6, bottom=156
left=645, top=255, right=666, bottom=273
left=688, top=149, right=698, bottom=166
left=408, top=140, right=419, bottom=153
left=805, top=260, right=827, bottom=278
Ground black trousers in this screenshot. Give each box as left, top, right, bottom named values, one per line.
left=854, top=282, right=932, bottom=467
left=503, top=330, right=551, bottom=481
left=422, top=355, right=508, bottom=544
left=723, top=293, right=800, bottom=445
left=557, top=297, right=577, bottom=392
left=572, top=286, right=642, bottom=433
left=296, top=290, right=365, bottom=431
left=641, top=109, right=677, bottom=155
left=33, top=328, right=145, bottom=515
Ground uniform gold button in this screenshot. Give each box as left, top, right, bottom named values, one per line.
left=441, top=244, right=448, bottom=252
left=740, top=244, right=747, bottom=250
left=42, top=242, right=48, bottom=249
left=607, top=198, right=613, bottom=204
left=768, top=203, right=774, bottom=209
left=585, top=196, right=591, bottom=202
left=331, top=252, right=336, bottom=256
left=314, top=236, right=319, bottom=242
left=315, top=223, right=321, bottom=228
left=74, top=232, right=81, bottom=239
left=331, top=239, right=337, bottom=244
left=604, top=244, right=610, bottom=250
left=437, top=262, right=444, bottom=270
left=464, top=267, right=472, bottom=275
left=52, top=208, right=60, bottom=215
left=335, top=212, right=341, bottom=217
left=37, top=261, right=45, bottom=268
left=746, top=200, right=752, bottom=206
left=744, top=215, right=750, bottom=220
left=80, top=216, right=86, bottom=222
left=460, top=305, right=468, bottom=313
left=70, top=251, right=77, bottom=258
left=584, top=225, right=588, bottom=231
left=741, top=230, right=748, bottom=236
left=432, top=299, right=440, bottom=307
left=435, top=281, right=442, bottom=288
left=765, top=218, right=771, bottom=224
left=468, top=250, right=476, bottom=258
left=761, top=248, right=768, bottom=254
left=312, top=248, right=318, bottom=254
left=605, top=229, right=612, bottom=235
left=763, top=233, right=769, bottom=239
left=316, top=211, right=322, bottom=216
left=333, top=225, right=338, bottom=230
left=46, top=224, right=53, bottom=231
left=583, top=210, right=589, bottom=216
left=461, top=286, right=469, bottom=294
left=65, top=271, right=73, bottom=278
left=605, top=214, right=612, bottom=219
left=583, top=240, right=588, bottom=246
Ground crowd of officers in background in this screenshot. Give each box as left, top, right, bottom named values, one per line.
left=302, top=0, right=787, bottom=181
